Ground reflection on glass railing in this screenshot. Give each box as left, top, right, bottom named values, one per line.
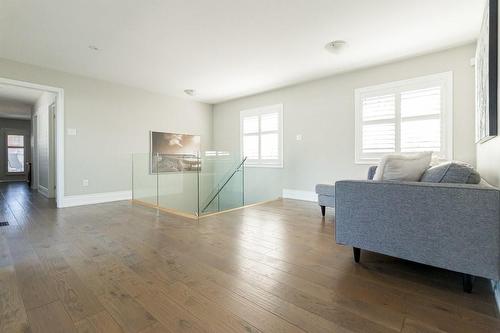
left=132, top=153, right=158, bottom=207
left=131, top=151, right=279, bottom=218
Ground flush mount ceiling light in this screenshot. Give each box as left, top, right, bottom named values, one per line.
left=88, top=45, right=100, bottom=51
left=184, top=89, right=195, bottom=96
left=324, top=40, right=347, bottom=53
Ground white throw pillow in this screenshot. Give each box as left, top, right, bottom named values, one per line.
left=373, top=152, right=433, bottom=181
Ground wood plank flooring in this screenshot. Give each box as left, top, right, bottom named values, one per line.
left=0, top=181, right=498, bottom=333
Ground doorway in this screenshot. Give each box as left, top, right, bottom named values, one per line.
left=0, top=77, right=64, bottom=207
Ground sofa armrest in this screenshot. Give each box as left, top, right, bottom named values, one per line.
left=367, top=166, right=377, bottom=180
left=335, top=180, right=500, bottom=280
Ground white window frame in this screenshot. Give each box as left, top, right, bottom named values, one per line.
left=355, top=72, right=453, bottom=164
left=240, top=104, right=283, bottom=168
left=5, top=131, right=26, bottom=174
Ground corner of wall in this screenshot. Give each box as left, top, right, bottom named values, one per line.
left=210, top=103, right=215, bottom=149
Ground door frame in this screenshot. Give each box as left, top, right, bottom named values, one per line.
left=0, top=77, right=65, bottom=207
left=32, top=114, right=38, bottom=190
left=48, top=102, right=56, bottom=198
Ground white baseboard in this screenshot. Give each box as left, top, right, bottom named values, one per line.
left=282, top=189, right=317, bottom=202
left=61, top=190, right=132, bottom=208
left=38, top=185, right=49, bottom=198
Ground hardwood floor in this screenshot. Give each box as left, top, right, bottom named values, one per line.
left=0, top=181, right=498, bottom=332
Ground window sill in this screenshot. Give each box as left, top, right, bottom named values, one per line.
left=355, top=159, right=380, bottom=165
left=355, top=155, right=452, bottom=165
left=245, top=164, right=283, bottom=169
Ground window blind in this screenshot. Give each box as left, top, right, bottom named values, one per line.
left=361, top=94, right=396, bottom=154
left=240, top=105, right=283, bottom=167
left=401, top=86, right=441, bottom=152
left=355, top=72, right=452, bottom=163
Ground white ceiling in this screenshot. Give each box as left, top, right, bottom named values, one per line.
left=0, top=84, right=43, bottom=104
left=0, top=84, right=42, bottom=119
left=0, top=99, right=32, bottom=120
left=0, top=0, right=485, bottom=104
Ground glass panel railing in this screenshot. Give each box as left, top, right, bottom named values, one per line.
left=217, top=163, right=244, bottom=211
left=131, top=150, right=281, bottom=218
left=132, top=153, right=158, bottom=207
left=198, top=151, right=244, bottom=215
left=243, top=165, right=283, bottom=205
left=157, top=153, right=199, bottom=216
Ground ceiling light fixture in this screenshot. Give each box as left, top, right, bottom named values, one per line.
left=184, top=89, right=195, bottom=96
left=324, top=40, right=347, bottom=53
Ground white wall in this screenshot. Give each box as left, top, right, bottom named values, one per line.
left=475, top=43, right=500, bottom=309
left=476, top=108, right=500, bottom=187
left=477, top=140, right=500, bottom=186
left=213, top=44, right=477, bottom=197
left=0, top=57, right=213, bottom=197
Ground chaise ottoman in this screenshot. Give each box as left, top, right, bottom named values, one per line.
left=315, top=184, right=335, bottom=216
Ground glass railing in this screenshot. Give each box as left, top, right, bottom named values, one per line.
left=131, top=151, right=279, bottom=218
left=131, top=153, right=158, bottom=207
left=199, top=155, right=246, bottom=214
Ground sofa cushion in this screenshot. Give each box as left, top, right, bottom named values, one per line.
left=373, top=152, right=432, bottom=181
left=420, top=161, right=481, bottom=184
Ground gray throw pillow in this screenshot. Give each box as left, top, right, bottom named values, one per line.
left=420, top=161, right=481, bottom=184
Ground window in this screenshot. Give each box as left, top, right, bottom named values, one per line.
left=7, top=134, right=25, bottom=173
left=240, top=104, right=283, bottom=167
left=355, top=72, right=453, bottom=163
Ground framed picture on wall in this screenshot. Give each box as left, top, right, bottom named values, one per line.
left=150, top=131, right=201, bottom=173
left=476, top=0, right=498, bottom=143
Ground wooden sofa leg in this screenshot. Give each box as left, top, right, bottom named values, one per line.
left=320, top=205, right=326, bottom=217
left=353, top=247, right=361, bottom=263
left=463, top=274, right=474, bottom=293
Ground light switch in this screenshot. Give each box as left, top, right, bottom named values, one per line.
left=67, top=128, right=77, bottom=136
left=296, top=134, right=303, bottom=141
left=82, top=179, right=89, bottom=187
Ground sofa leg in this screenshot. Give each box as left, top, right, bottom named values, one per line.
left=463, top=274, right=474, bottom=293
left=353, top=247, right=361, bottom=263
left=320, top=205, right=326, bottom=217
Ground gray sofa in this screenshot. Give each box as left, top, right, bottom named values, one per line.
left=335, top=166, right=500, bottom=293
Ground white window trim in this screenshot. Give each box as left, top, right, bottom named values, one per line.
left=5, top=130, right=27, bottom=175
left=240, top=104, right=284, bottom=168
left=354, top=71, right=453, bottom=164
